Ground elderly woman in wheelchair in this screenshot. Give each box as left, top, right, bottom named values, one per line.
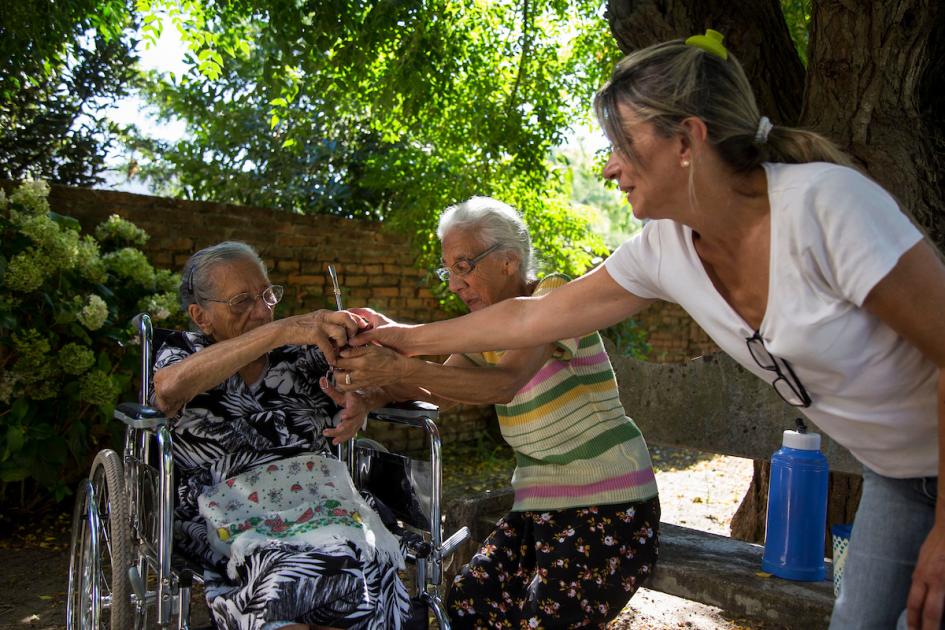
left=149, top=241, right=409, bottom=629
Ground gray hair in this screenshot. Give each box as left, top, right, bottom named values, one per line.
left=437, top=196, right=536, bottom=281
left=179, top=241, right=268, bottom=310
left=595, top=39, right=853, bottom=174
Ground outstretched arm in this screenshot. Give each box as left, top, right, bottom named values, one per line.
left=863, top=241, right=945, bottom=630
left=351, top=264, right=653, bottom=357
left=154, top=310, right=363, bottom=416
left=333, top=343, right=554, bottom=407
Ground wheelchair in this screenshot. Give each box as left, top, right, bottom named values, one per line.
left=66, top=312, right=469, bottom=629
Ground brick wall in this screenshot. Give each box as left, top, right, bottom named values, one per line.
left=45, top=184, right=447, bottom=323
left=635, top=301, right=720, bottom=364
left=36, top=182, right=497, bottom=452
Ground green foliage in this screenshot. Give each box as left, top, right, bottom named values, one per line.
left=0, top=0, right=140, bottom=186
left=780, top=0, right=812, bottom=66
left=601, top=318, right=650, bottom=361
left=3, top=0, right=625, bottom=313
left=556, top=138, right=641, bottom=249
left=121, top=0, right=621, bottom=295
left=0, top=180, right=186, bottom=510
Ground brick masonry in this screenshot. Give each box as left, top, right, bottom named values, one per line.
left=635, top=301, right=720, bottom=364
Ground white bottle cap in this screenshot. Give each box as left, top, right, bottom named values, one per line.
left=782, top=429, right=821, bottom=451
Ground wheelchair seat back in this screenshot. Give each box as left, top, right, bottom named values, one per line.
left=355, top=443, right=432, bottom=531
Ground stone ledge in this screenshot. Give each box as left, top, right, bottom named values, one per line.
left=653, top=522, right=833, bottom=629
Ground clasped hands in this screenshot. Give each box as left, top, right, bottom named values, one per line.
left=324, top=307, right=414, bottom=393
left=307, top=307, right=413, bottom=444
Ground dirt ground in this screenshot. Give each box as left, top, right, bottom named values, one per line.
left=0, top=446, right=766, bottom=630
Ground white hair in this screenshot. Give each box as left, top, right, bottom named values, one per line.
left=179, top=241, right=268, bottom=309
left=436, top=196, right=535, bottom=281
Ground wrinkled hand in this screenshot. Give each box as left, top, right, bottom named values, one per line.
left=907, top=523, right=945, bottom=629
left=348, top=307, right=396, bottom=329
left=333, top=345, right=410, bottom=392
left=347, top=309, right=417, bottom=354
left=319, top=377, right=368, bottom=445
left=280, top=310, right=368, bottom=363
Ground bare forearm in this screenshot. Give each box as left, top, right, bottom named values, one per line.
left=379, top=266, right=652, bottom=356
left=396, top=357, right=525, bottom=406
left=153, top=322, right=284, bottom=413
left=377, top=381, right=447, bottom=406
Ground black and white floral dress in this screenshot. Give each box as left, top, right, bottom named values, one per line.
left=153, top=331, right=410, bottom=630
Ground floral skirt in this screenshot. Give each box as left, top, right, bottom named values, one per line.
left=447, top=497, right=660, bottom=629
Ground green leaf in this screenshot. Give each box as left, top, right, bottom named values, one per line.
left=10, top=399, right=29, bottom=422
left=47, top=212, right=81, bottom=232
left=0, top=465, right=29, bottom=482
left=5, top=426, right=25, bottom=454
left=96, top=351, right=114, bottom=372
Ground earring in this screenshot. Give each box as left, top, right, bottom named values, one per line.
left=681, top=159, right=691, bottom=168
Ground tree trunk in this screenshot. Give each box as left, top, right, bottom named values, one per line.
left=606, top=0, right=945, bottom=545
left=804, top=1, right=945, bottom=249
left=604, top=0, right=806, bottom=125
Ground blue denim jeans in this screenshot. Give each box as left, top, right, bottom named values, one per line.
left=830, top=467, right=938, bottom=630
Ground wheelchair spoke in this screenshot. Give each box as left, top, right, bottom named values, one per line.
left=95, top=480, right=116, bottom=604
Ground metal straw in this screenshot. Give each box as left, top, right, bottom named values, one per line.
left=327, top=264, right=344, bottom=311
left=326, top=264, right=356, bottom=472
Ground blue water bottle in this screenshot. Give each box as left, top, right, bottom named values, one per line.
left=762, top=418, right=829, bottom=581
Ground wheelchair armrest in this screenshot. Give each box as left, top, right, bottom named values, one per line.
left=115, top=402, right=169, bottom=429
left=369, top=400, right=439, bottom=428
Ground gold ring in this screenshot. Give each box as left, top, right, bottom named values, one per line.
left=345, top=373, right=352, bottom=385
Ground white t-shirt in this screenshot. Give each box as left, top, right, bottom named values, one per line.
left=605, top=161, right=936, bottom=478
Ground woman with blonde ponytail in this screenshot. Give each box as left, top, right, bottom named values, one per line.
left=351, top=32, right=945, bottom=630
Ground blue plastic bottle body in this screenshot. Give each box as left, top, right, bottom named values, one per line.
left=762, top=445, right=829, bottom=581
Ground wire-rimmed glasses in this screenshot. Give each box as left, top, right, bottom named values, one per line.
left=203, top=285, right=284, bottom=314
left=746, top=331, right=812, bottom=408
left=435, top=243, right=501, bottom=282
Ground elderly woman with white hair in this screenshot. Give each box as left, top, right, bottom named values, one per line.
left=334, top=198, right=660, bottom=628
left=151, top=241, right=410, bottom=630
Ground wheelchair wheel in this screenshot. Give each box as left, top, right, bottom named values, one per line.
left=66, top=449, right=134, bottom=630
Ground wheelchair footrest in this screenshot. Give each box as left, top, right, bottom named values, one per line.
left=400, top=530, right=433, bottom=561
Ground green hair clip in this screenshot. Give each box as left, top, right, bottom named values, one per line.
left=685, top=29, right=728, bottom=61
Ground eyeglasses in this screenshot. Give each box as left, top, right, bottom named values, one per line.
left=746, top=331, right=812, bottom=408
left=203, top=285, right=284, bottom=314
left=435, top=243, right=500, bottom=282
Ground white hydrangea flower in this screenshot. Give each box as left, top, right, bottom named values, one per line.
left=103, top=247, right=155, bottom=287
left=0, top=372, right=18, bottom=405
left=94, top=214, right=149, bottom=247
left=9, top=179, right=51, bottom=216
left=3, top=249, right=48, bottom=292
left=77, top=294, right=109, bottom=331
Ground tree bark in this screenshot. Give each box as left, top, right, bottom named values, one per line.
left=604, top=0, right=806, bottom=125
left=804, top=0, right=945, bottom=249
left=605, top=0, right=945, bottom=249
